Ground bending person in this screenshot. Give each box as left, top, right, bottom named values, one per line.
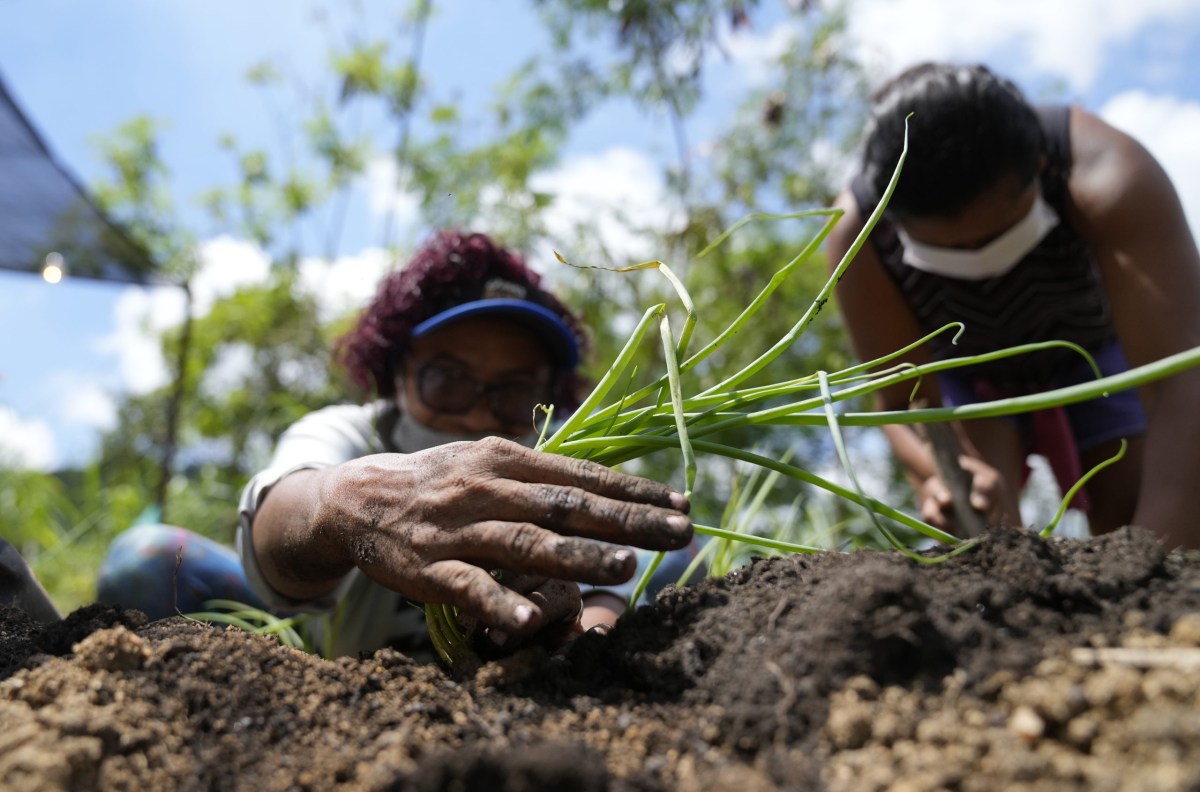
left=101, top=231, right=694, bottom=658
left=827, top=62, right=1200, bottom=549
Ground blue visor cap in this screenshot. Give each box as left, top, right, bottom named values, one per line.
left=411, top=298, right=580, bottom=369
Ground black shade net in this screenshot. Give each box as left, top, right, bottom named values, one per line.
left=0, top=70, right=159, bottom=285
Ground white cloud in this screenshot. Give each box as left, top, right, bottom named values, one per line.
left=59, top=381, right=117, bottom=432
left=0, top=406, right=56, bottom=471
left=297, top=248, right=393, bottom=324
left=96, top=236, right=273, bottom=396
left=1099, top=91, right=1200, bottom=237
left=724, top=19, right=799, bottom=85
left=97, top=285, right=188, bottom=395
left=190, top=236, right=272, bottom=315
left=530, top=146, right=684, bottom=265
left=846, top=0, right=1200, bottom=92
left=363, top=157, right=422, bottom=235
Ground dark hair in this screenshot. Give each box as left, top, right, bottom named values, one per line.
left=861, top=63, right=1043, bottom=218
left=336, top=230, right=589, bottom=408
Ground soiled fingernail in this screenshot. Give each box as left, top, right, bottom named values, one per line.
left=668, top=514, right=692, bottom=532
left=612, top=549, right=633, bottom=564
left=514, top=604, right=534, bottom=627
left=489, top=629, right=508, bottom=647
left=669, top=491, right=689, bottom=511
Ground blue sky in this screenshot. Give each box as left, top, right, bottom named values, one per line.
left=1, top=0, right=1199, bottom=470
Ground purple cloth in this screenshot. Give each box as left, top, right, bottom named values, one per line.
left=936, top=339, right=1148, bottom=511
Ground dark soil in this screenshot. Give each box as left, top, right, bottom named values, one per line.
left=3, top=525, right=1200, bottom=791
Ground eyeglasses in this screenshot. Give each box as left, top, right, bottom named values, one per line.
left=413, top=361, right=550, bottom=426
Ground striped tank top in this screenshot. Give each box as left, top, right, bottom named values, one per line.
left=849, top=106, right=1115, bottom=391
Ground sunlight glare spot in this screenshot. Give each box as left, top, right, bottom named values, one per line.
left=41, top=252, right=65, bottom=284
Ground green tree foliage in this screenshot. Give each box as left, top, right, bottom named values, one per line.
left=13, top=0, right=888, bottom=610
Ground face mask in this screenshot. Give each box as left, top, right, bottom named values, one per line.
left=897, top=195, right=1060, bottom=281
left=391, top=407, right=540, bottom=453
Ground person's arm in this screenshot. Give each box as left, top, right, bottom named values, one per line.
left=251, top=436, right=693, bottom=639
left=1067, top=107, right=1200, bottom=549
left=827, top=191, right=1018, bottom=531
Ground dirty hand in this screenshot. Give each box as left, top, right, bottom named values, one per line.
left=322, top=435, right=691, bottom=639
left=463, top=571, right=585, bottom=651
left=916, top=455, right=1012, bottom=531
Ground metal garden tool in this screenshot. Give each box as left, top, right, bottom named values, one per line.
left=911, top=402, right=988, bottom=538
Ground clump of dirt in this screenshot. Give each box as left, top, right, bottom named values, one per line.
left=1, top=526, right=1198, bottom=790
left=0, top=604, right=146, bottom=679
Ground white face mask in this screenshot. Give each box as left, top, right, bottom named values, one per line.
left=897, top=195, right=1060, bottom=281
left=391, top=407, right=540, bottom=453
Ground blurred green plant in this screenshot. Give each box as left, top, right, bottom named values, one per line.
left=1, top=463, right=143, bottom=610
left=186, top=599, right=311, bottom=652
left=680, top=451, right=809, bottom=585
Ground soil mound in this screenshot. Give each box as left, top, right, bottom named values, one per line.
left=2, top=526, right=1198, bottom=790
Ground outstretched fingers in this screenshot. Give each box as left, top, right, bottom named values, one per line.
left=440, top=520, right=637, bottom=585
left=450, top=438, right=693, bottom=550
left=475, top=437, right=690, bottom=512
left=486, top=477, right=692, bottom=549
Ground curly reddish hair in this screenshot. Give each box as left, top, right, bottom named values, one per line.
left=336, top=230, right=589, bottom=408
